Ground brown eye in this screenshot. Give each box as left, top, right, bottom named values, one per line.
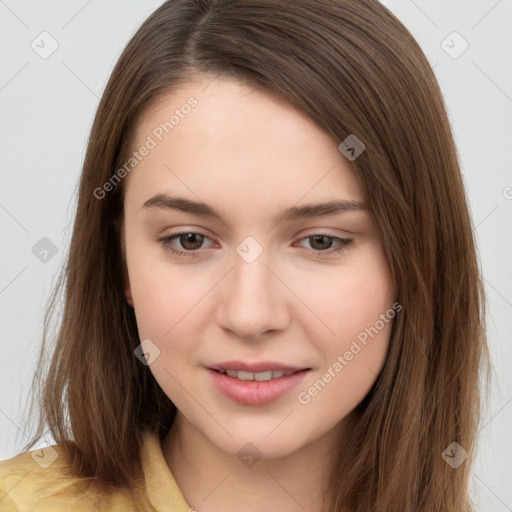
left=295, top=234, right=353, bottom=257
left=178, top=233, right=205, bottom=251
left=308, top=235, right=335, bottom=251
left=158, top=231, right=212, bottom=258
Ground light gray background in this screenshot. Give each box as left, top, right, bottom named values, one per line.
left=1, top=1, right=511, bottom=510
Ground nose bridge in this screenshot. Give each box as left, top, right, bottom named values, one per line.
left=217, top=239, right=288, bottom=338
left=235, top=245, right=273, bottom=294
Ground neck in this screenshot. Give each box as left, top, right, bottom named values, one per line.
left=162, top=412, right=357, bottom=512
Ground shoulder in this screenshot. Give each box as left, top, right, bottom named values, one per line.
left=0, top=445, right=134, bottom=511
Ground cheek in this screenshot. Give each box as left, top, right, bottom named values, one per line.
left=288, top=255, right=395, bottom=445
left=130, top=266, right=206, bottom=348
left=300, top=247, right=395, bottom=346
left=128, top=260, right=207, bottom=404
left=336, top=268, right=394, bottom=345
left=125, top=226, right=207, bottom=340
left=301, top=247, right=395, bottom=387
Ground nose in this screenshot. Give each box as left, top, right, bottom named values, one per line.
left=215, top=250, right=290, bottom=341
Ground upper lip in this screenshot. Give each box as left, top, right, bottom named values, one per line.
left=208, top=360, right=309, bottom=373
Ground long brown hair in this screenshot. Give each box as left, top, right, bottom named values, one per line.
left=21, top=0, right=491, bottom=510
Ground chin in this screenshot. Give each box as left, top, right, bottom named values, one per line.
left=206, top=421, right=314, bottom=462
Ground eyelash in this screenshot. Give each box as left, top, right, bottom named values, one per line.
left=157, top=232, right=353, bottom=259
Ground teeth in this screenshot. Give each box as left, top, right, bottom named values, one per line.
left=220, top=369, right=296, bottom=381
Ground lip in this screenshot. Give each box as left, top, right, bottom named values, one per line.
left=207, top=367, right=310, bottom=406
left=209, top=360, right=306, bottom=373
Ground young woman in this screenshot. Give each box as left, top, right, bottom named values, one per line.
left=0, top=1, right=490, bottom=511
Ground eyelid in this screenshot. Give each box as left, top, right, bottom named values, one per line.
left=157, top=229, right=353, bottom=259
left=159, top=230, right=216, bottom=249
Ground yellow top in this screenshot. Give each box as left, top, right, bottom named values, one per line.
left=0, top=430, right=192, bottom=511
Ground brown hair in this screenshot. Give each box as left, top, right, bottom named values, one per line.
left=22, top=0, right=491, bottom=510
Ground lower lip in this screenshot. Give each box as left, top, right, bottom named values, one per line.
left=207, top=368, right=309, bottom=406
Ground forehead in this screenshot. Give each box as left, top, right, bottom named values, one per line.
left=124, top=75, right=364, bottom=214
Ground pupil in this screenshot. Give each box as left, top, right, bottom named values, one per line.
left=312, top=235, right=331, bottom=250
left=182, top=233, right=203, bottom=250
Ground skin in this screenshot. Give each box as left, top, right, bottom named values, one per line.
left=122, top=74, right=396, bottom=512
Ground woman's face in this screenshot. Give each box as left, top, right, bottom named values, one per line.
left=122, top=74, right=396, bottom=459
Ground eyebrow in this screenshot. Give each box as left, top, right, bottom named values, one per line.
left=141, top=193, right=367, bottom=224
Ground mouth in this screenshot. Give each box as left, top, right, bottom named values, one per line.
left=206, top=362, right=311, bottom=405
left=211, top=368, right=303, bottom=381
